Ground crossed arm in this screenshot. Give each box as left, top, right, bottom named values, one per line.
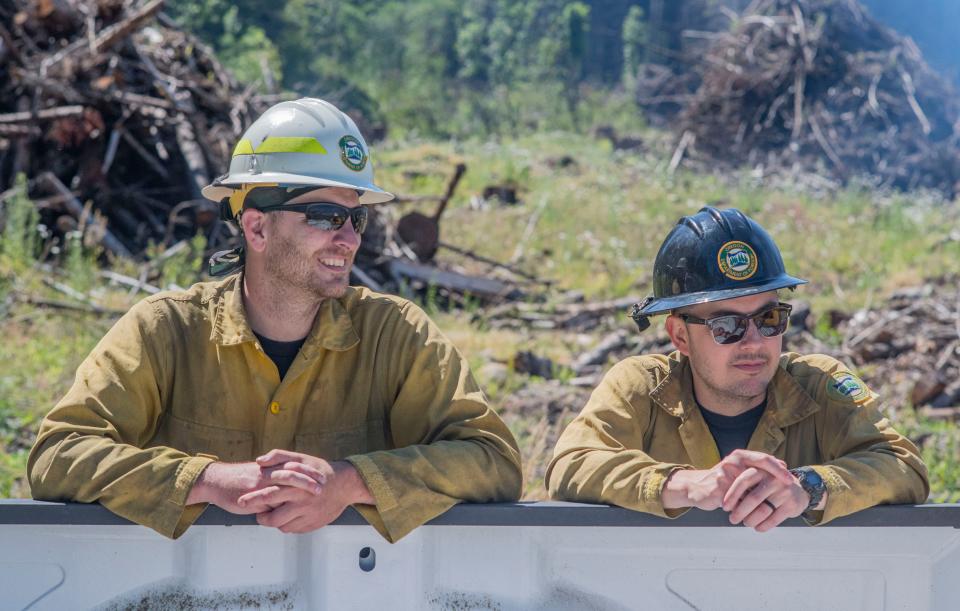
left=544, top=360, right=860, bottom=532
left=31, top=297, right=521, bottom=541
left=661, top=449, right=822, bottom=532
left=203, top=446, right=810, bottom=533
left=186, top=450, right=375, bottom=534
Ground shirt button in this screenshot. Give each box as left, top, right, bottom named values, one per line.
left=269, top=401, right=280, bottom=415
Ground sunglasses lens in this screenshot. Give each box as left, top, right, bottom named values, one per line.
left=352, top=207, right=368, bottom=234
left=306, top=208, right=345, bottom=231
left=304, top=204, right=368, bottom=234
left=757, top=307, right=790, bottom=337
left=699, top=304, right=791, bottom=345
left=708, top=316, right=748, bottom=345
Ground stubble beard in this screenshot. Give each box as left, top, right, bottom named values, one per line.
left=265, top=241, right=352, bottom=300
left=702, top=373, right=769, bottom=405
left=693, top=351, right=774, bottom=408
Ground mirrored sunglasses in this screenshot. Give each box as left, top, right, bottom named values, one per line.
left=255, top=202, right=368, bottom=234
left=679, top=303, right=793, bottom=345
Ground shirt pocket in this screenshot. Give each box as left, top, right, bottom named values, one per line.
left=158, top=414, right=254, bottom=462
left=295, top=419, right=388, bottom=460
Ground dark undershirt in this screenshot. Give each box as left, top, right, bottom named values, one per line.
left=254, top=332, right=307, bottom=379
left=697, top=398, right=767, bottom=458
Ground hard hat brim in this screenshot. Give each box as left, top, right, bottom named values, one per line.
left=202, top=173, right=395, bottom=205
left=637, top=274, right=808, bottom=317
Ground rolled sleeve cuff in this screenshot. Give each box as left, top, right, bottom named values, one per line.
left=346, top=454, right=398, bottom=512
left=159, top=455, right=217, bottom=539
left=642, top=464, right=693, bottom=519
left=345, top=454, right=405, bottom=542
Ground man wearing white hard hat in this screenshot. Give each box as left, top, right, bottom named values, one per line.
left=29, top=98, right=522, bottom=542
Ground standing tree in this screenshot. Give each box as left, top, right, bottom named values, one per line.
left=621, top=5, right=648, bottom=89
left=537, top=2, right=591, bottom=127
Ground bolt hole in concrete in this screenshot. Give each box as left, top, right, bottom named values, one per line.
left=359, top=546, right=376, bottom=572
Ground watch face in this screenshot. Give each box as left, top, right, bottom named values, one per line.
left=803, top=468, right=824, bottom=488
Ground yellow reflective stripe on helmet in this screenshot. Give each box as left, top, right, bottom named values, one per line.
left=227, top=183, right=279, bottom=217
left=232, top=139, right=255, bottom=156
left=253, top=137, right=328, bottom=155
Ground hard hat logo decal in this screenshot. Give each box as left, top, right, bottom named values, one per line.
left=717, top=240, right=758, bottom=280
left=339, top=136, right=367, bottom=171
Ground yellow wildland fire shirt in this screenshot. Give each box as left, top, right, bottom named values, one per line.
left=546, top=352, right=928, bottom=523
left=28, top=276, right=522, bottom=541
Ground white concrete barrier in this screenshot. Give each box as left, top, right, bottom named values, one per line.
left=1, top=501, right=957, bottom=610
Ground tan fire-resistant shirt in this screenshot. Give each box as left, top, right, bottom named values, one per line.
left=28, top=275, right=522, bottom=541
left=546, top=352, right=928, bottom=523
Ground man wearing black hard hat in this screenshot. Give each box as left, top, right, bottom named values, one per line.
left=546, top=207, right=928, bottom=531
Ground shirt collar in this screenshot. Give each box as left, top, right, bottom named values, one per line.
left=765, top=355, right=822, bottom=427
left=210, top=275, right=360, bottom=353
left=300, top=294, right=361, bottom=357
left=648, top=352, right=695, bottom=420
left=649, top=351, right=821, bottom=426
left=209, top=274, right=256, bottom=346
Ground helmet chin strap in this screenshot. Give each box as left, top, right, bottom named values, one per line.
left=219, top=197, right=235, bottom=222
left=631, top=297, right=655, bottom=332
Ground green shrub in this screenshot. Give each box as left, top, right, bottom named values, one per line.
left=0, top=174, right=40, bottom=273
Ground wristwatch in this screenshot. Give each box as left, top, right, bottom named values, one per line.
left=789, top=467, right=825, bottom=511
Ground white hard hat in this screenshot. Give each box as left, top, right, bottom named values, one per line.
left=202, top=98, right=394, bottom=207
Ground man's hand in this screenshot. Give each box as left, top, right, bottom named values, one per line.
left=236, top=449, right=375, bottom=534
left=186, top=459, right=326, bottom=514
left=662, top=449, right=794, bottom=512
left=721, top=464, right=810, bottom=532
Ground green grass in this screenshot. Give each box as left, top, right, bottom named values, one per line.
left=896, top=410, right=960, bottom=504
left=3, top=131, right=960, bottom=502
left=0, top=308, right=121, bottom=494
left=0, top=177, right=137, bottom=495
left=378, top=133, right=960, bottom=312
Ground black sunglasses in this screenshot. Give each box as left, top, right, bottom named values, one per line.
left=679, top=303, right=792, bottom=345
left=255, top=202, right=368, bottom=234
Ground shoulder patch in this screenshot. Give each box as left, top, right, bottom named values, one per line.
left=826, top=371, right=872, bottom=404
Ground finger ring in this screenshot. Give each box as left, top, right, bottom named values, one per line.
left=763, top=499, right=776, bottom=511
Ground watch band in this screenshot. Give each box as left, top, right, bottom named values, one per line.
left=789, top=466, right=825, bottom=511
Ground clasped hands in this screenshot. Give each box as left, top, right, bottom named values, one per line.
left=662, top=449, right=817, bottom=532
left=187, top=449, right=374, bottom=534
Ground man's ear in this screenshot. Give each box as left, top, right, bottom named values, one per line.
left=665, top=314, right=691, bottom=356
left=241, top=210, right=270, bottom=253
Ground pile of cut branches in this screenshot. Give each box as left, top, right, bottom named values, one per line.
left=0, top=0, right=272, bottom=259
left=659, top=0, right=960, bottom=196
left=836, top=278, right=960, bottom=418
left=0, top=2, right=537, bottom=305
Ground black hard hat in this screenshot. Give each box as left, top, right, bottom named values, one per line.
left=631, top=206, right=807, bottom=331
